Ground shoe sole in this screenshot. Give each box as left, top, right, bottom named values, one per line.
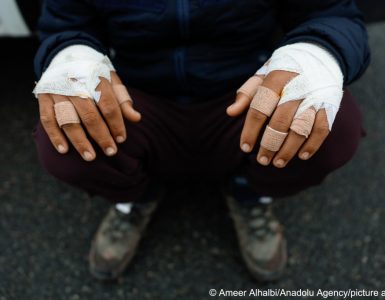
left=241, top=238, right=287, bottom=282
left=88, top=239, right=137, bottom=281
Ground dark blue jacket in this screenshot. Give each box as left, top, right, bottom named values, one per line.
left=34, top=0, right=370, bottom=102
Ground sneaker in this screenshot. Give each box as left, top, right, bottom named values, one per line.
left=225, top=193, right=287, bottom=281
left=89, top=197, right=160, bottom=280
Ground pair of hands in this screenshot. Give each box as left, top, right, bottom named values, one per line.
left=38, top=70, right=330, bottom=166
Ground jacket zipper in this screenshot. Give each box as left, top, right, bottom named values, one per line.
left=175, top=0, right=189, bottom=100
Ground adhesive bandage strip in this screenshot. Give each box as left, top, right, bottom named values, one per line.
left=237, top=76, right=263, bottom=99
left=260, top=126, right=288, bottom=152
left=54, top=101, right=80, bottom=127
left=112, top=84, right=133, bottom=105
left=250, top=86, right=280, bottom=117
left=290, top=108, right=316, bottom=138
left=256, top=43, right=343, bottom=131
left=33, top=45, right=115, bottom=103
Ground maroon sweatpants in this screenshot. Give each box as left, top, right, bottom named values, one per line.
left=33, top=89, right=363, bottom=203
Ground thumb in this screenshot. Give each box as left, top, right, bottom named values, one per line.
left=121, top=101, right=141, bottom=122
left=110, top=71, right=141, bottom=122
left=227, top=75, right=264, bottom=117
left=226, top=93, right=252, bottom=117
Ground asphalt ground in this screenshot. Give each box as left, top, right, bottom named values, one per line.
left=1, top=21, right=385, bottom=300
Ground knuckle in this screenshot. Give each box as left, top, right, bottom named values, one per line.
left=313, top=124, right=330, bottom=136
left=272, top=115, right=290, bottom=130
left=110, top=124, right=124, bottom=135
left=248, top=109, right=266, bottom=122
left=81, top=110, right=99, bottom=126
left=102, top=104, right=118, bottom=118
left=40, top=115, right=54, bottom=127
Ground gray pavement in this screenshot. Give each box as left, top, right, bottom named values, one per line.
left=1, top=22, right=385, bottom=300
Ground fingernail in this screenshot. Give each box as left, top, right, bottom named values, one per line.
left=275, top=159, right=285, bottom=167
left=259, top=156, right=269, bottom=165
left=106, top=147, right=116, bottom=156
left=57, top=144, right=66, bottom=153
left=83, top=151, right=94, bottom=161
left=241, top=143, right=251, bottom=152
left=116, top=136, right=125, bottom=143
left=301, top=152, right=310, bottom=160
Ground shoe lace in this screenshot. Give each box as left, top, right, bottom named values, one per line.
left=103, top=206, right=144, bottom=242
left=245, top=204, right=279, bottom=240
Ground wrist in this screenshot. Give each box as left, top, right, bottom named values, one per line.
left=49, top=45, right=115, bottom=71
left=275, top=42, right=343, bottom=85
left=33, top=45, right=115, bottom=102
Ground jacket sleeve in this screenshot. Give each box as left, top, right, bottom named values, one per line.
left=34, top=0, right=108, bottom=78
left=275, top=0, right=370, bottom=84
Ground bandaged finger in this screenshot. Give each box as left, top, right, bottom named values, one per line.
left=54, top=101, right=80, bottom=127
left=112, top=84, right=133, bottom=105
left=237, top=76, right=263, bottom=99
left=250, top=86, right=280, bottom=117
left=260, top=126, right=288, bottom=152
left=290, top=108, right=316, bottom=138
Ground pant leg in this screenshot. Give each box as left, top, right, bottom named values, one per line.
left=33, top=87, right=363, bottom=201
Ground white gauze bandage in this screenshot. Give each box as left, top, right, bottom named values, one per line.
left=256, top=43, right=344, bottom=132
left=33, top=45, right=115, bottom=102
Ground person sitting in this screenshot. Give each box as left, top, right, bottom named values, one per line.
left=32, top=0, right=370, bottom=281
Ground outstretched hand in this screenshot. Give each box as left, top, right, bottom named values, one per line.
left=227, top=70, right=330, bottom=168
left=38, top=72, right=141, bottom=161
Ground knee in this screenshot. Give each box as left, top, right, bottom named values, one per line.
left=311, top=135, right=362, bottom=181
left=33, top=122, right=86, bottom=182
left=313, top=94, right=363, bottom=173
left=33, top=122, right=146, bottom=186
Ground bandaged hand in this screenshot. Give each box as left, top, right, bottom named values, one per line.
left=227, top=43, right=343, bottom=168
left=34, top=45, right=141, bottom=161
